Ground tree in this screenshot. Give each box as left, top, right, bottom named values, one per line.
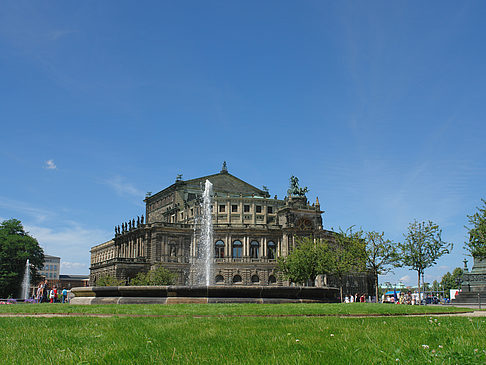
left=0, top=219, right=44, bottom=298
left=95, top=275, right=125, bottom=287
left=277, top=237, right=332, bottom=286
left=431, top=280, right=440, bottom=292
left=364, top=231, right=397, bottom=303
left=465, top=199, right=486, bottom=259
left=440, top=267, right=464, bottom=296
left=130, top=265, right=176, bottom=286
left=395, top=220, right=452, bottom=304
left=329, top=227, right=367, bottom=302
left=440, top=272, right=453, bottom=293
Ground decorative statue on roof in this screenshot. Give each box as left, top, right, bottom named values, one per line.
left=287, top=176, right=309, bottom=197
left=221, top=161, right=228, bottom=173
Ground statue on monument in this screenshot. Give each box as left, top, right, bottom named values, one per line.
left=287, top=176, right=309, bottom=197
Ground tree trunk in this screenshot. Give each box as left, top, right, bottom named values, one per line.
left=417, top=271, right=421, bottom=305
left=340, top=286, right=343, bottom=303
left=375, top=274, right=379, bottom=303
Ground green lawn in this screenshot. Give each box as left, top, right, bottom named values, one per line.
left=0, top=302, right=473, bottom=316
left=1, top=314, right=485, bottom=364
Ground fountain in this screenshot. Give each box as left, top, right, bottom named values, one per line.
left=21, top=259, right=30, bottom=300
left=193, top=180, right=213, bottom=286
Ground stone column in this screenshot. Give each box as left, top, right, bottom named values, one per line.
left=252, top=201, right=256, bottom=225
left=226, top=234, right=230, bottom=258
left=227, top=199, right=231, bottom=224
left=243, top=236, right=248, bottom=258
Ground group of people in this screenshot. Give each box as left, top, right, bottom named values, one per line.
left=34, top=281, right=68, bottom=303
left=344, top=293, right=368, bottom=303
left=383, top=291, right=419, bottom=305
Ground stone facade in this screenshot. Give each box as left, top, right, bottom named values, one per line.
left=90, top=165, right=374, bottom=295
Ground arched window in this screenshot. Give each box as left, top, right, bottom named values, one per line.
left=233, top=275, right=242, bottom=283
left=250, top=240, right=259, bottom=258
left=232, top=240, right=242, bottom=258
left=215, top=240, right=225, bottom=258
left=268, top=275, right=277, bottom=285
left=267, top=241, right=276, bottom=259
left=215, top=275, right=224, bottom=284
left=251, top=274, right=260, bottom=283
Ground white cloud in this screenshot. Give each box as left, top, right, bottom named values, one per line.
left=47, top=30, right=75, bottom=41
left=0, top=196, right=53, bottom=223
left=26, top=223, right=111, bottom=274
left=399, top=275, right=413, bottom=285
left=103, top=175, right=144, bottom=198
left=45, top=159, right=57, bottom=170
left=61, top=262, right=87, bottom=270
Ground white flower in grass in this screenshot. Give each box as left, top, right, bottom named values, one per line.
left=438, top=345, right=443, bottom=349
left=330, top=334, right=334, bottom=337
left=422, top=345, right=429, bottom=349
left=474, top=349, right=478, bottom=353
left=395, top=359, right=399, bottom=362
left=296, top=339, right=300, bottom=342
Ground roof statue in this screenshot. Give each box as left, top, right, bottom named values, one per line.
left=221, top=161, right=228, bottom=173
left=287, top=176, right=309, bottom=197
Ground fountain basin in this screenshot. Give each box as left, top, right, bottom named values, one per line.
left=70, top=285, right=339, bottom=304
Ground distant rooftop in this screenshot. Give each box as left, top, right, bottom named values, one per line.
left=59, top=274, right=89, bottom=280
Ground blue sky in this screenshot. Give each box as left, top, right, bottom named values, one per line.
left=1, top=1, right=485, bottom=286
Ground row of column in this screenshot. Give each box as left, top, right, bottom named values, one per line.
left=119, top=235, right=144, bottom=258
left=194, top=234, right=281, bottom=259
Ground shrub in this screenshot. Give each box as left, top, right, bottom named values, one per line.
left=130, top=265, right=175, bottom=286
left=95, top=275, right=125, bottom=287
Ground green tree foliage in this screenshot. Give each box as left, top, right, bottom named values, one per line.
left=330, top=228, right=367, bottom=301
left=95, top=275, right=125, bottom=287
left=396, top=220, right=452, bottom=303
left=277, top=229, right=367, bottom=300
left=277, top=237, right=332, bottom=285
left=431, top=280, right=440, bottom=292
left=364, top=231, right=397, bottom=302
left=465, top=199, right=486, bottom=259
left=130, top=265, right=176, bottom=286
left=440, top=267, right=464, bottom=296
left=0, top=219, right=44, bottom=298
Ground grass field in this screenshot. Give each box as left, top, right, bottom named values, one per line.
left=0, top=302, right=474, bottom=316
left=1, top=304, right=484, bottom=364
